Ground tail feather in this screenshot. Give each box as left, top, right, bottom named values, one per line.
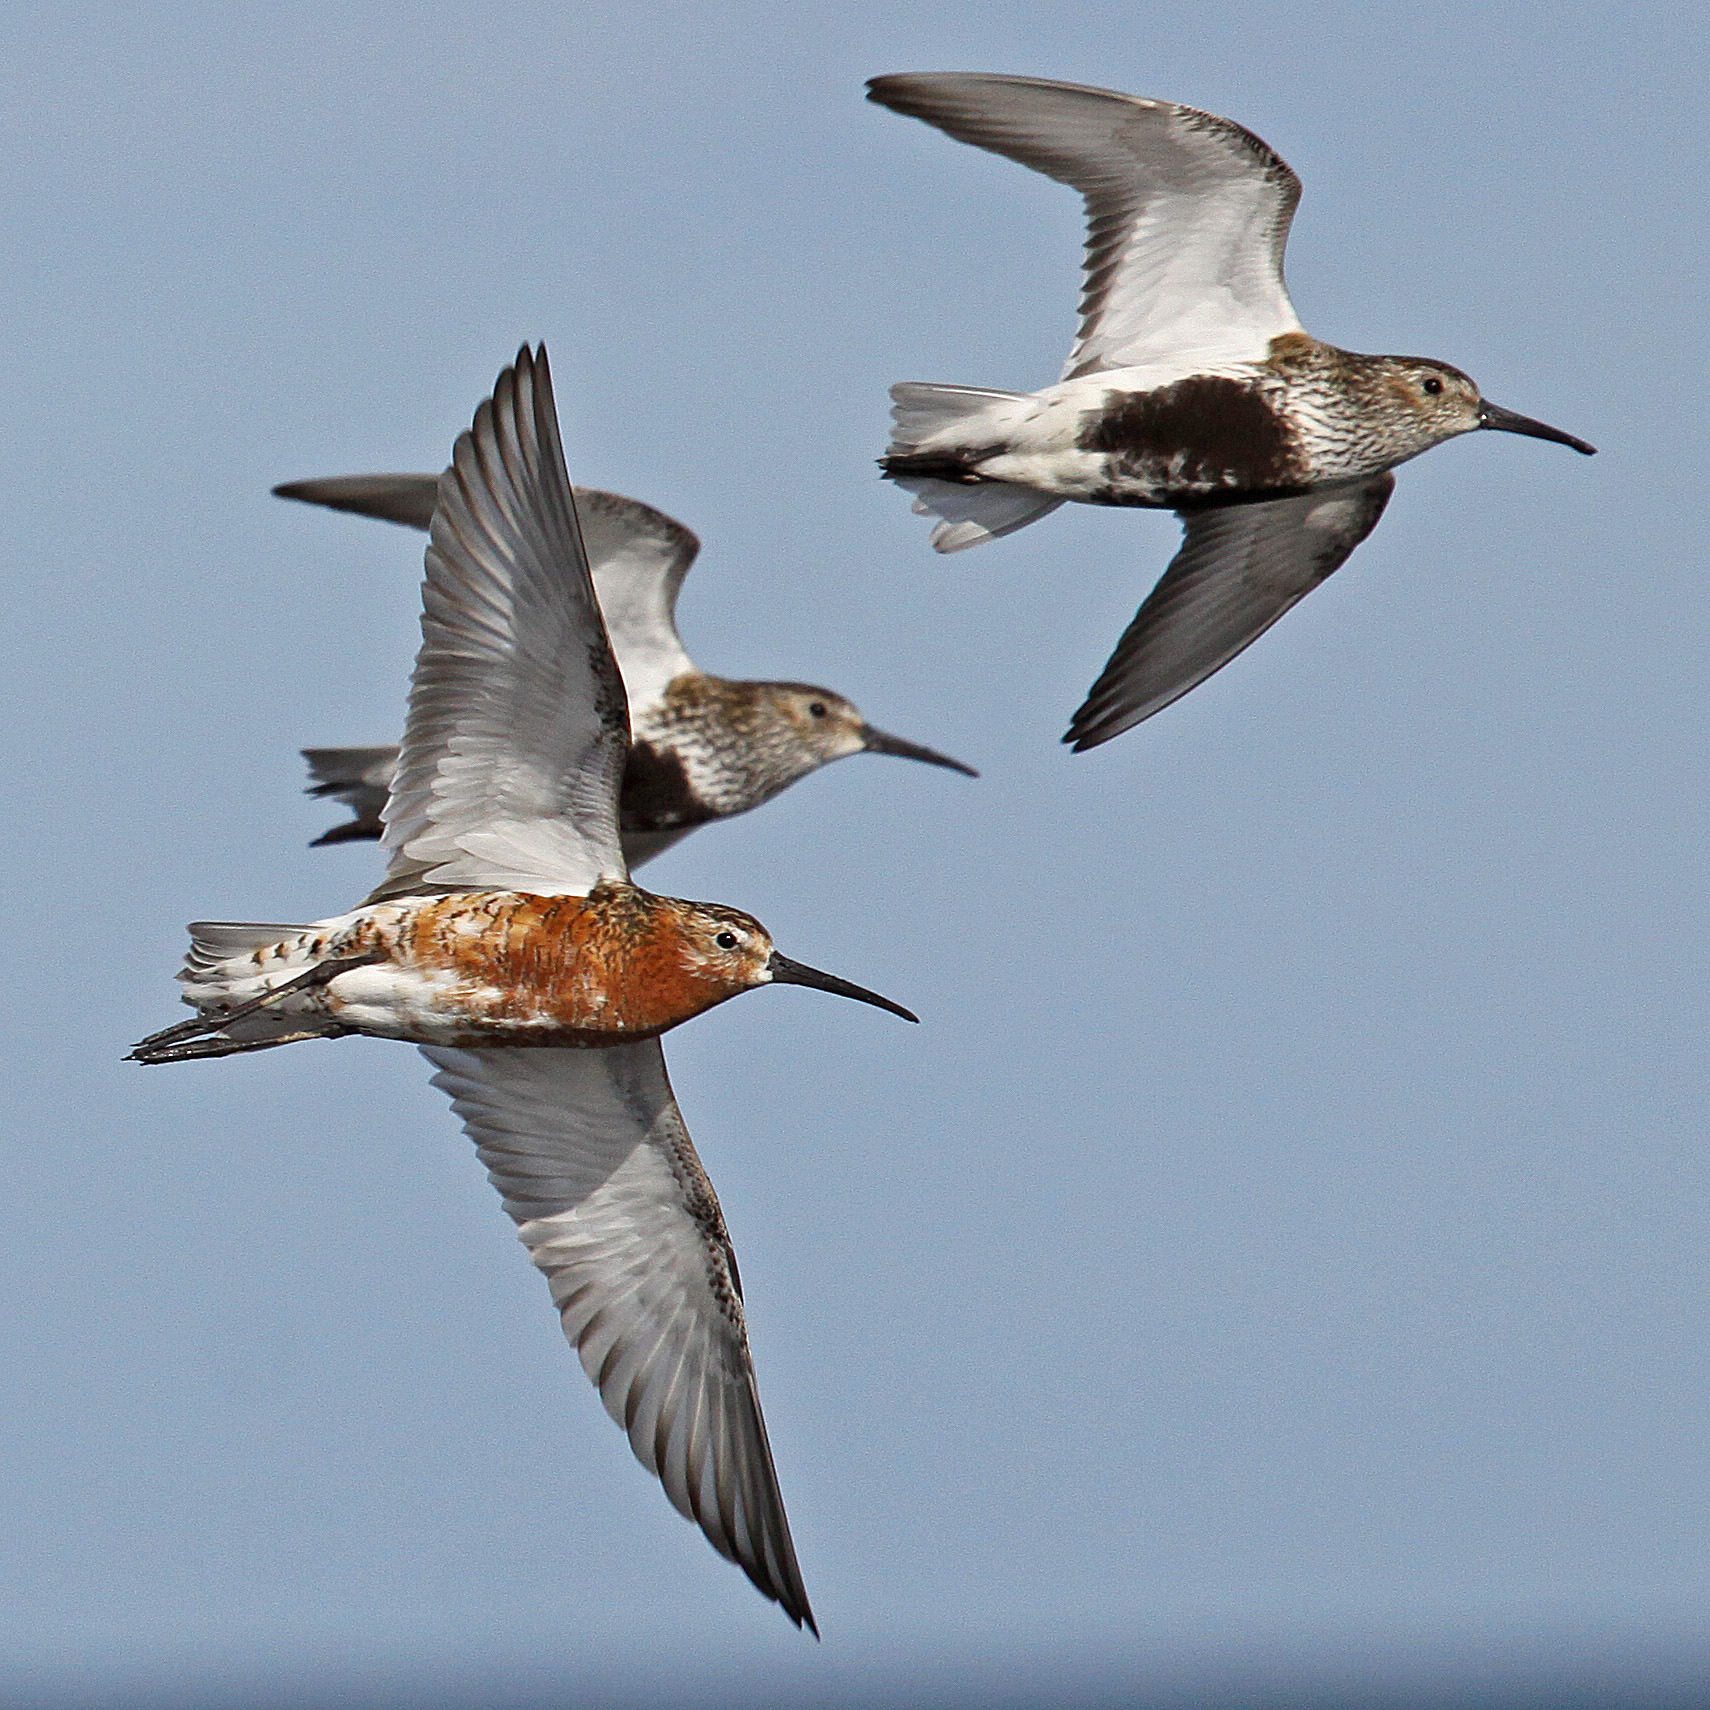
left=885, top=382, right=1062, bottom=551
left=887, top=381, right=1025, bottom=454
left=183, top=921, right=307, bottom=980
left=133, top=928, right=375, bottom=1065
left=302, top=746, right=397, bottom=794
left=892, top=476, right=1065, bottom=554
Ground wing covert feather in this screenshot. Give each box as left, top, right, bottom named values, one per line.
left=422, top=1042, right=816, bottom=1633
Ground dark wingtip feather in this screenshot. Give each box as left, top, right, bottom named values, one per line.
left=1062, top=715, right=1129, bottom=753
left=271, top=474, right=441, bottom=531
left=308, top=820, right=381, bottom=847
left=1062, top=665, right=1165, bottom=750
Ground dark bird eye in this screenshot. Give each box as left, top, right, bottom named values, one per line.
left=1422, top=376, right=1444, bottom=396
left=808, top=702, right=828, bottom=718
left=715, top=931, right=739, bottom=949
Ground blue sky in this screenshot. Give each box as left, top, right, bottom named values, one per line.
left=4, top=2, right=1707, bottom=1703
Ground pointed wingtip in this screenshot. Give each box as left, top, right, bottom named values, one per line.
left=308, top=823, right=379, bottom=847
left=1062, top=714, right=1123, bottom=753
left=514, top=341, right=551, bottom=391
left=1063, top=735, right=1106, bottom=754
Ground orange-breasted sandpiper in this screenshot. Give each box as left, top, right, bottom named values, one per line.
left=133, top=346, right=921, bottom=1633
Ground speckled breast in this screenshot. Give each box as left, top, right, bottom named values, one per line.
left=623, top=674, right=799, bottom=827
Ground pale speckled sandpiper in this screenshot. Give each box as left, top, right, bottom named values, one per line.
left=868, top=72, right=1595, bottom=750
left=275, top=475, right=974, bottom=859
left=133, top=347, right=923, bottom=1633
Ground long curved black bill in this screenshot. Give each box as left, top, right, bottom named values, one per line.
left=1478, top=402, right=1596, bottom=455
left=860, top=724, right=979, bottom=777
left=766, top=952, right=919, bottom=1023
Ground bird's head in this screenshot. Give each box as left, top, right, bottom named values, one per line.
left=757, top=681, right=979, bottom=777
left=1364, top=356, right=1595, bottom=463
left=669, top=899, right=918, bottom=1023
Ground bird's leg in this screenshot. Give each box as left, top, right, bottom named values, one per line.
left=128, top=950, right=388, bottom=1061
left=130, top=1027, right=351, bottom=1065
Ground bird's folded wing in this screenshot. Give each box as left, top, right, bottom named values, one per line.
left=275, top=476, right=699, bottom=721
left=867, top=73, right=1303, bottom=379
left=1065, top=474, right=1395, bottom=750
left=376, top=346, right=631, bottom=898
left=422, top=1041, right=816, bottom=1633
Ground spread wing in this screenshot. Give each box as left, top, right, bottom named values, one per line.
left=275, top=478, right=700, bottom=716
left=1065, top=475, right=1395, bottom=750
left=422, top=1041, right=816, bottom=1633
left=867, top=73, right=1303, bottom=378
left=376, top=345, right=631, bottom=899
left=575, top=488, right=700, bottom=711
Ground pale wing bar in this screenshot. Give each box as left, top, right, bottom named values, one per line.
left=1065, top=475, right=1395, bottom=750
left=867, top=73, right=1303, bottom=378
left=379, top=346, right=631, bottom=897
left=423, top=1043, right=816, bottom=1633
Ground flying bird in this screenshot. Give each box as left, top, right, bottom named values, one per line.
left=275, top=476, right=973, bottom=856
left=134, top=347, right=923, bottom=1632
left=867, top=72, right=1595, bottom=750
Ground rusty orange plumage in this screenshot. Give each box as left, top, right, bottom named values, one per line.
left=395, top=886, right=741, bottom=1042
left=139, top=880, right=906, bottom=1058
left=128, top=345, right=917, bottom=1634
left=301, top=884, right=810, bottom=1047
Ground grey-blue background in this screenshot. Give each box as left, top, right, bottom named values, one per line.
left=5, top=2, right=1705, bottom=1703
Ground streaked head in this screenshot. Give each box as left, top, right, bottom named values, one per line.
left=757, top=682, right=978, bottom=777
left=1367, top=356, right=1595, bottom=463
